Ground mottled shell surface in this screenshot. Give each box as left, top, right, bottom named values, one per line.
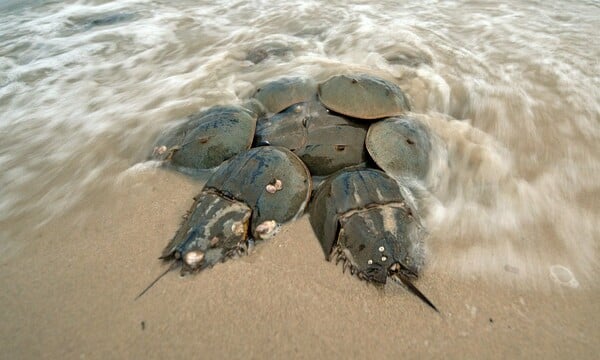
left=152, top=105, right=257, bottom=169
left=255, top=101, right=369, bottom=175
left=309, top=168, right=424, bottom=280
left=253, top=77, right=317, bottom=114
left=207, top=146, right=312, bottom=235
left=161, top=146, right=312, bottom=273
left=318, top=74, right=411, bottom=120
left=161, top=191, right=252, bottom=270
left=366, top=116, right=432, bottom=181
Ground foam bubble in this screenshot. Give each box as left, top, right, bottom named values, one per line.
left=549, top=265, right=579, bottom=288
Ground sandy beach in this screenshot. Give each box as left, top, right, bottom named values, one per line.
left=1, top=169, right=597, bottom=359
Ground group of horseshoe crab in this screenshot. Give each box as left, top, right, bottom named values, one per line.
left=140, top=73, right=441, bottom=312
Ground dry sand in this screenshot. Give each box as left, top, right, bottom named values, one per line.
left=1, top=169, right=597, bottom=359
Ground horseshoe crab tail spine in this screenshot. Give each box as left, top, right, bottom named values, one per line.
left=135, top=261, right=180, bottom=301
left=392, top=272, right=439, bottom=313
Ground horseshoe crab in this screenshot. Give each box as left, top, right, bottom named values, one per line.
left=138, top=146, right=311, bottom=298
left=245, top=41, right=293, bottom=64
left=150, top=105, right=257, bottom=170
left=254, top=100, right=369, bottom=175
left=318, top=73, right=411, bottom=120
left=252, top=76, right=317, bottom=114
left=308, top=167, right=438, bottom=311
left=366, top=115, right=433, bottom=181
left=141, top=71, right=441, bottom=309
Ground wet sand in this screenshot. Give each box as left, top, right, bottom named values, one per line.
left=0, top=168, right=597, bottom=359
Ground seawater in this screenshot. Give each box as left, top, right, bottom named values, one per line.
left=1, top=0, right=598, bottom=286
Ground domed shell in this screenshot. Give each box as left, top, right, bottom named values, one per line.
left=151, top=105, right=257, bottom=170
left=253, top=76, right=317, bottom=114
left=254, top=101, right=369, bottom=176
left=309, top=168, right=424, bottom=282
left=207, top=146, right=312, bottom=234
left=160, top=146, right=311, bottom=274
left=366, top=116, right=432, bottom=181
left=308, top=167, right=436, bottom=311
left=318, top=74, right=410, bottom=120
